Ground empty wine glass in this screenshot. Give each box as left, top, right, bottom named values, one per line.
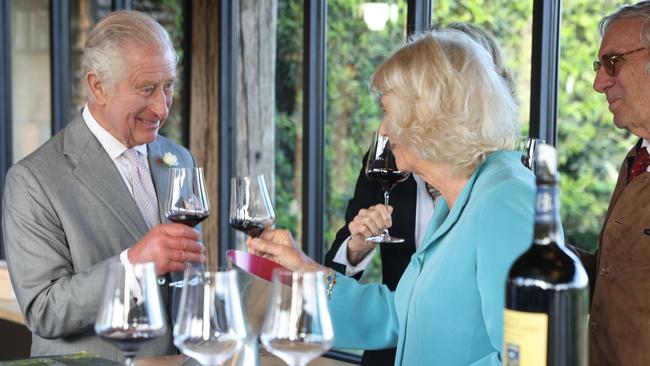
left=165, top=167, right=211, bottom=227
left=95, top=262, right=168, bottom=365
left=365, top=130, right=410, bottom=243
left=260, top=268, right=334, bottom=366
left=517, top=137, right=545, bottom=171
left=173, top=267, right=248, bottom=366
left=229, top=174, right=276, bottom=238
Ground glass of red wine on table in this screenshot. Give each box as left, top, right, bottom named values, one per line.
left=229, top=174, right=276, bottom=238
left=365, top=130, right=410, bottom=244
left=95, top=262, right=168, bottom=365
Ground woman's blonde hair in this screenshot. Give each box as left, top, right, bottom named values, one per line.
left=371, top=29, right=519, bottom=177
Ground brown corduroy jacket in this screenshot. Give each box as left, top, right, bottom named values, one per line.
left=576, top=141, right=650, bottom=366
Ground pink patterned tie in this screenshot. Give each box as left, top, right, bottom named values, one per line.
left=122, top=149, right=161, bottom=229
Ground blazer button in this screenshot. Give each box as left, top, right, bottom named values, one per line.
left=599, top=267, right=610, bottom=277
left=157, top=276, right=167, bottom=285
left=589, top=319, right=599, bottom=332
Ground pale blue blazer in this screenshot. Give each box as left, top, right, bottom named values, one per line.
left=328, top=151, right=535, bottom=365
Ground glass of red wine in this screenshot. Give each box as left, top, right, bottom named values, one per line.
left=229, top=174, right=276, bottom=238
left=164, top=167, right=211, bottom=227
left=365, top=130, right=410, bottom=244
left=95, top=262, right=168, bottom=365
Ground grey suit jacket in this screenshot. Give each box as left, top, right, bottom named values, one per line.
left=1, top=114, right=194, bottom=360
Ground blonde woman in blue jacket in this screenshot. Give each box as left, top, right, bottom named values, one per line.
left=250, top=29, right=534, bottom=366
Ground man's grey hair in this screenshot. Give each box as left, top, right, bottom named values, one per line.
left=83, top=10, right=177, bottom=93
left=600, top=1, right=650, bottom=46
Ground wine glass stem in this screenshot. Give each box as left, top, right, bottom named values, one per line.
left=382, top=190, right=391, bottom=236
left=124, top=355, right=135, bottom=366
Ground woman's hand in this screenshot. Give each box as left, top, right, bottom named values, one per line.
left=247, top=228, right=324, bottom=272
left=346, top=204, right=393, bottom=265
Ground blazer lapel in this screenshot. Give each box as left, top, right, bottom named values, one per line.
left=419, top=162, right=483, bottom=252
left=63, top=117, right=149, bottom=242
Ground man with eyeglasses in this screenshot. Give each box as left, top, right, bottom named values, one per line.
left=575, top=1, right=650, bottom=365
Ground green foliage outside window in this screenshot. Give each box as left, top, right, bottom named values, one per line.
left=274, top=0, right=636, bottom=281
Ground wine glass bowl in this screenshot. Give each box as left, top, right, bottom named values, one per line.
left=165, top=167, right=211, bottom=227
left=95, top=262, right=168, bottom=365
left=229, top=175, right=276, bottom=237
left=260, top=268, right=334, bottom=366
left=173, top=268, right=248, bottom=366
left=364, top=130, right=410, bottom=243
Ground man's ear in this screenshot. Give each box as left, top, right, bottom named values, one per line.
left=86, top=73, right=107, bottom=105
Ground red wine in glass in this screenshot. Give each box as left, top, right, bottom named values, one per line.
left=167, top=213, right=209, bottom=228
left=364, top=131, right=410, bottom=244
left=229, top=175, right=276, bottom=238
left=97, top=328, right=159, bottom=358
left=229, top=218, right=267, bottom=238
left=165, top=167, right=211, bottom=227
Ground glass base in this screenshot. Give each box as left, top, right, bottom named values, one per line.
left=366, top=233, right=405, bottom=244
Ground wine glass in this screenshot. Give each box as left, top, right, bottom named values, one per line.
left=165, top=167, right=211, bottom=227
left=95, top=262, right=168, bottom=365
left=517, top=137, right=545, bottom=171
left=173, top=267, right=248, bottom=366
left=260, top=268, right=334, bottom=366
left=229, top=174, right=276, bottom=238
left=364, top=130, right=410, bottom=243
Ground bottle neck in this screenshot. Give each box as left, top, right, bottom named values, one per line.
left=533, top=182, right=562, bottom=246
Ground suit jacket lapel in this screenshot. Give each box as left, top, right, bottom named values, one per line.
left=419, top=162, right=482, bottom=252
left=63, top=116, right=149, bottom=242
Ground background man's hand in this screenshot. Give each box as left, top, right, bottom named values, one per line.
left=346, top=204, right=393, bottom=265
left=128, top=223, right=205, bottom=275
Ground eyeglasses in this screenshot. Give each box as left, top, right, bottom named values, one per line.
left=593, top=47, right=646, bottom=77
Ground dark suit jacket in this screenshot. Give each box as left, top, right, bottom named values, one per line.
left=324, top=151, right=417, bottom=366
left=582, top=139, right=650, bottom=366
left=2, top=114, right=193, bottom=360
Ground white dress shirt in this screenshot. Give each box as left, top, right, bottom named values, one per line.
left=332, top=174, right=437, bottom=276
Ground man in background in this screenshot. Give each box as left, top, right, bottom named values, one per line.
left=584, top=1, right=650, bottom=364
left=2, top=11, right=204, bottom=360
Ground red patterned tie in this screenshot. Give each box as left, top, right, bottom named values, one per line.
left=628, top=146, right=650, bottom=182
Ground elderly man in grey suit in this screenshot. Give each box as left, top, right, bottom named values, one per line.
left=1, top=11, right=205, bottom=361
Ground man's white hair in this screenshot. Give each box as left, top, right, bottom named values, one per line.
left=83, top=10, right=177, bottom=93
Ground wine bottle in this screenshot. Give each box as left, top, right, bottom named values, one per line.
left=503, top=143, right=589, bottom=366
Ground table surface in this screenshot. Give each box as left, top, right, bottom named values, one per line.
left=0, top=299, right=23, bottom=325
left=134, top=353, right=357, bottom=366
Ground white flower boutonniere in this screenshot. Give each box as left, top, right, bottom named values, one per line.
left=162, top=152, right=179, bottom=167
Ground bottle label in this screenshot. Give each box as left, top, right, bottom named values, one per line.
left=535, top=186, right=556, bottom=223
left=503, top=309, right=548, bottom=366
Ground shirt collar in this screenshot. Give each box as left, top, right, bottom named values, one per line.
left=82, top=105, right=148, bottom=159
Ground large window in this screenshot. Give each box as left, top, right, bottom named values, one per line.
left=323, top=1, right=408, bottom=282
left=557, top=0, right=635, bottom=252
left=274, top=0, right=305, bottom=244
left=11, top=0, right=51, bottom=163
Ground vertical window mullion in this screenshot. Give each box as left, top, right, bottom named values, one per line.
left=0, top=0, right=12, bottom=259
left=302, top=0, right=327, bottom=261
left=530, top=0, right=561, bottom=146
left=218, top=0, right=238, bottom=266
left=51, top=0, right=70, bottom=133
left=407, top=0, right=432, bottom=35
left=112, top=0, right=133, bottom=10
